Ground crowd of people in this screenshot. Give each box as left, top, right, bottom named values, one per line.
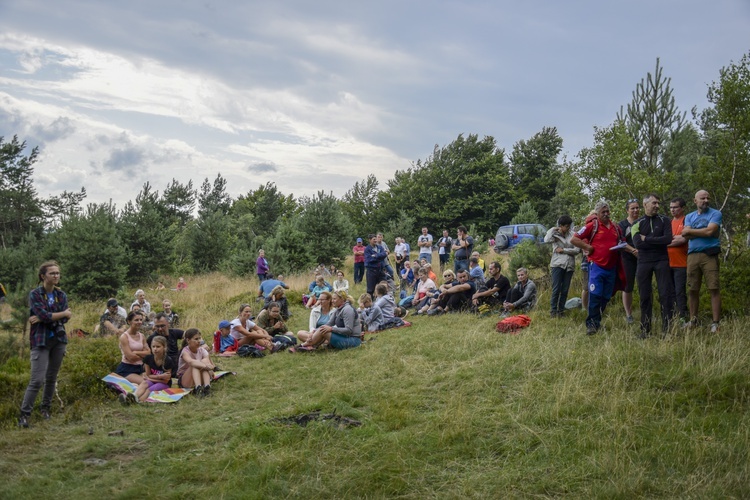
left=16, top=189, right=723, bottom=428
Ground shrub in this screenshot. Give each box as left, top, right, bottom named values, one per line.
left=507, top=239, right=551, bottom=279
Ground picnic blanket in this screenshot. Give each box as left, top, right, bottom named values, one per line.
left=102, top=371, right=233, bottom=403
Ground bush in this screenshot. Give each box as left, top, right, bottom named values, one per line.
left=507, top=239, right=552, bottom=279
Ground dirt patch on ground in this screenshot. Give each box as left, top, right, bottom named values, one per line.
left=269, top=410, right=362, bottom=429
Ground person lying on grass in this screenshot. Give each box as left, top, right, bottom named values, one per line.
left=299, top=291, right=362, bottom=350
left=115, top=311, right=150, bottom=385
left=177, top=328, right=215, bottom=397
left=122, top=335, right=174, bottom=404
left=230, top=303, right=274, bottom=350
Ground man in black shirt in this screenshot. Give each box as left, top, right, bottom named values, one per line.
left=147, top=313, right=184, bottom=377
left=632, top=194, right=675, bottom=337
left=472, top=261, right=511, bottom=311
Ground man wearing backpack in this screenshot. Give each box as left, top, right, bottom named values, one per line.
left=571, top=201, right=626, bottom=335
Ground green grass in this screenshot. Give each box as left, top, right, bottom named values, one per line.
left=1, top=275, right=749, bottom=498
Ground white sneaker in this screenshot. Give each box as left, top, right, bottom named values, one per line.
left=710, top=322, right=719, bottom=334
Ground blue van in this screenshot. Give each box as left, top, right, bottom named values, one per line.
left=494, top=223, right=547, bottom=252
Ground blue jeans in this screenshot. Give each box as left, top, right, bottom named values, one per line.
left=454, top=258, right=469, bottom=274
left=420, top=253, right=432, bottom=264
left=353, top=262, right=364, bottom=284
left=586, top=262, right=616, bottom=330
left=330, top=333, right=361, bottom=349
left=21, top=341, right=67, bottom=415
left=550, top=267, right=574, bottom=314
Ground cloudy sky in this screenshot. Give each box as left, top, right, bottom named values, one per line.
left=1, top=1, right=748, bottom=210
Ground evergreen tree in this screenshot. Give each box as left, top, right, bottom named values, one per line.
left=617, top=58, right=686, bottom=173
left=0, top=136, right=44, bottom=248
left=341, top=174, right=380, bottom=238
left=509, top=127, right=564, bottom=224
left=297, top=191, right=355, bottom=267
left=54, top=203, right=127, bottom=300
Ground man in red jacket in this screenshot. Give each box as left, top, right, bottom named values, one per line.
left=571, top=201, right=626, bottom=335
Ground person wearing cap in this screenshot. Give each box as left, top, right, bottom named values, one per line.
left=213, top=320, right=238, bottom=354
left=352, top=238, right=366, bottom=284
left=99, top=298, right=128, bottom=337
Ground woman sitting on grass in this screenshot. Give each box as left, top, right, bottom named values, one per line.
left=333, top=270, right=350, bottom=294
left=115, top=311, right=151, bottom=384
left=417, top=269, right=455, bottom=315
left=256, top=302, right=293, bottom=338
left=125, top=335, right=174, bottom=404
left=413, top=268, right=438, bottom=313
left=299, top=291, right=362, bottom=350
left=177, top=328, right=215, bottom=397
left=263, top=285, right=290, bottom=320
left=230, top=303, right=274, bottom=350
left=297, top=291, right=335, bottom=343
left=306, top=276, right=331, bottom=309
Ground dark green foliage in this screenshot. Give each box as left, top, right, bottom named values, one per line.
left=378, top=134, right=514, bottom=236
left=340, top=174, right=381, bottom=238
left=59, top=337, right=120, bottom=399
left=0, top=232, right=43, bottom=290
left=510, top=201, right=540, bottom=225
left=617, top=58, right=687, bottom=173
left=0, top=136, right=44, bottom=248
left=296, top=191, right=355, bottom=267
left=265, top=218, right=314, bottom=274
left=53, top=203, right=127, bottom=300
left=232, top=182, right=298, bottom=239
left=118, top=183, right=172, bottom=282
left=189, top=211, right=233, bottom=272
left=508, top=239, right=551, bottom=278
left=509, top=127, right=564, bottom=224
left=161, top=178, right=196, bottom=228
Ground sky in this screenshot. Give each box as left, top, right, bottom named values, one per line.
left=1, top=0, right=748, bottom=211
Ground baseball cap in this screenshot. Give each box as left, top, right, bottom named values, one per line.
left=107, top=298, right=118, bottom=307
left=218, top=320, right=231, bottom=329
left=356, top=238, right=363, bottom=243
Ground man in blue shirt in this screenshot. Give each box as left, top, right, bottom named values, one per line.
left=258, top=274, right=289, bottom=298
left=365, top=234, right=388, bottom=296
left=682, top=190, right=722, bottom=333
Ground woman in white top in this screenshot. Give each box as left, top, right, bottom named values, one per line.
left=230, top=303, right=273, bottom=349
left=333, top=270, right=350, bottom=294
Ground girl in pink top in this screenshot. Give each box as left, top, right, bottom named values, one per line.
left=177, top=328, right=215, bottom=397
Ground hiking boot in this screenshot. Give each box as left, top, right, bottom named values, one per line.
left=710, top=322, right=720, bottom=334
left=41, top=409, right=51, bottom=420
left=203, top=385, right=211, bottom=398
left=192, top=385, right=203, bottom=397
left=586, top=325, right=597, bottom=336
left=126, top=393, right=138, bottom=405
left=18, top=414, right=30, bottom=428
left=118, top=393, right=129, bottom=405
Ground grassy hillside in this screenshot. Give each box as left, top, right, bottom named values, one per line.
left=0, top=273, right=748, bottom=498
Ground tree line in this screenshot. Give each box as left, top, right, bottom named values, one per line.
left=1, top=54, right=748, bottom=302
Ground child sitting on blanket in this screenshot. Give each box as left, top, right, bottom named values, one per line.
left=213, top=320, right=238, bottom=354
left=358, top=293, right=384, bottom=332
left=177, top=328, right=215, bottom=398
left=129, top=335, right=174, bottom=403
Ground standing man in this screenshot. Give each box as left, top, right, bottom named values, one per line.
left=417, top=227, right=433, bottom=264
left=631, top=194, right=674, bottom=338
left=571, top=201, right=625, bottom=335
left=451, top=225, right=474, bottom=273
left=377, top=232, right=394, bottom=278
left=352, top=238, right=366, bottom=284
left=394, top=237, right=408, bottom=274
left=667, top=198, right=689, bottom=322
left=365, top=234, right=388, bottom=297
left=437, top=229, right=453, bottom=272
left=682, top=190, right=722, bottom=333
